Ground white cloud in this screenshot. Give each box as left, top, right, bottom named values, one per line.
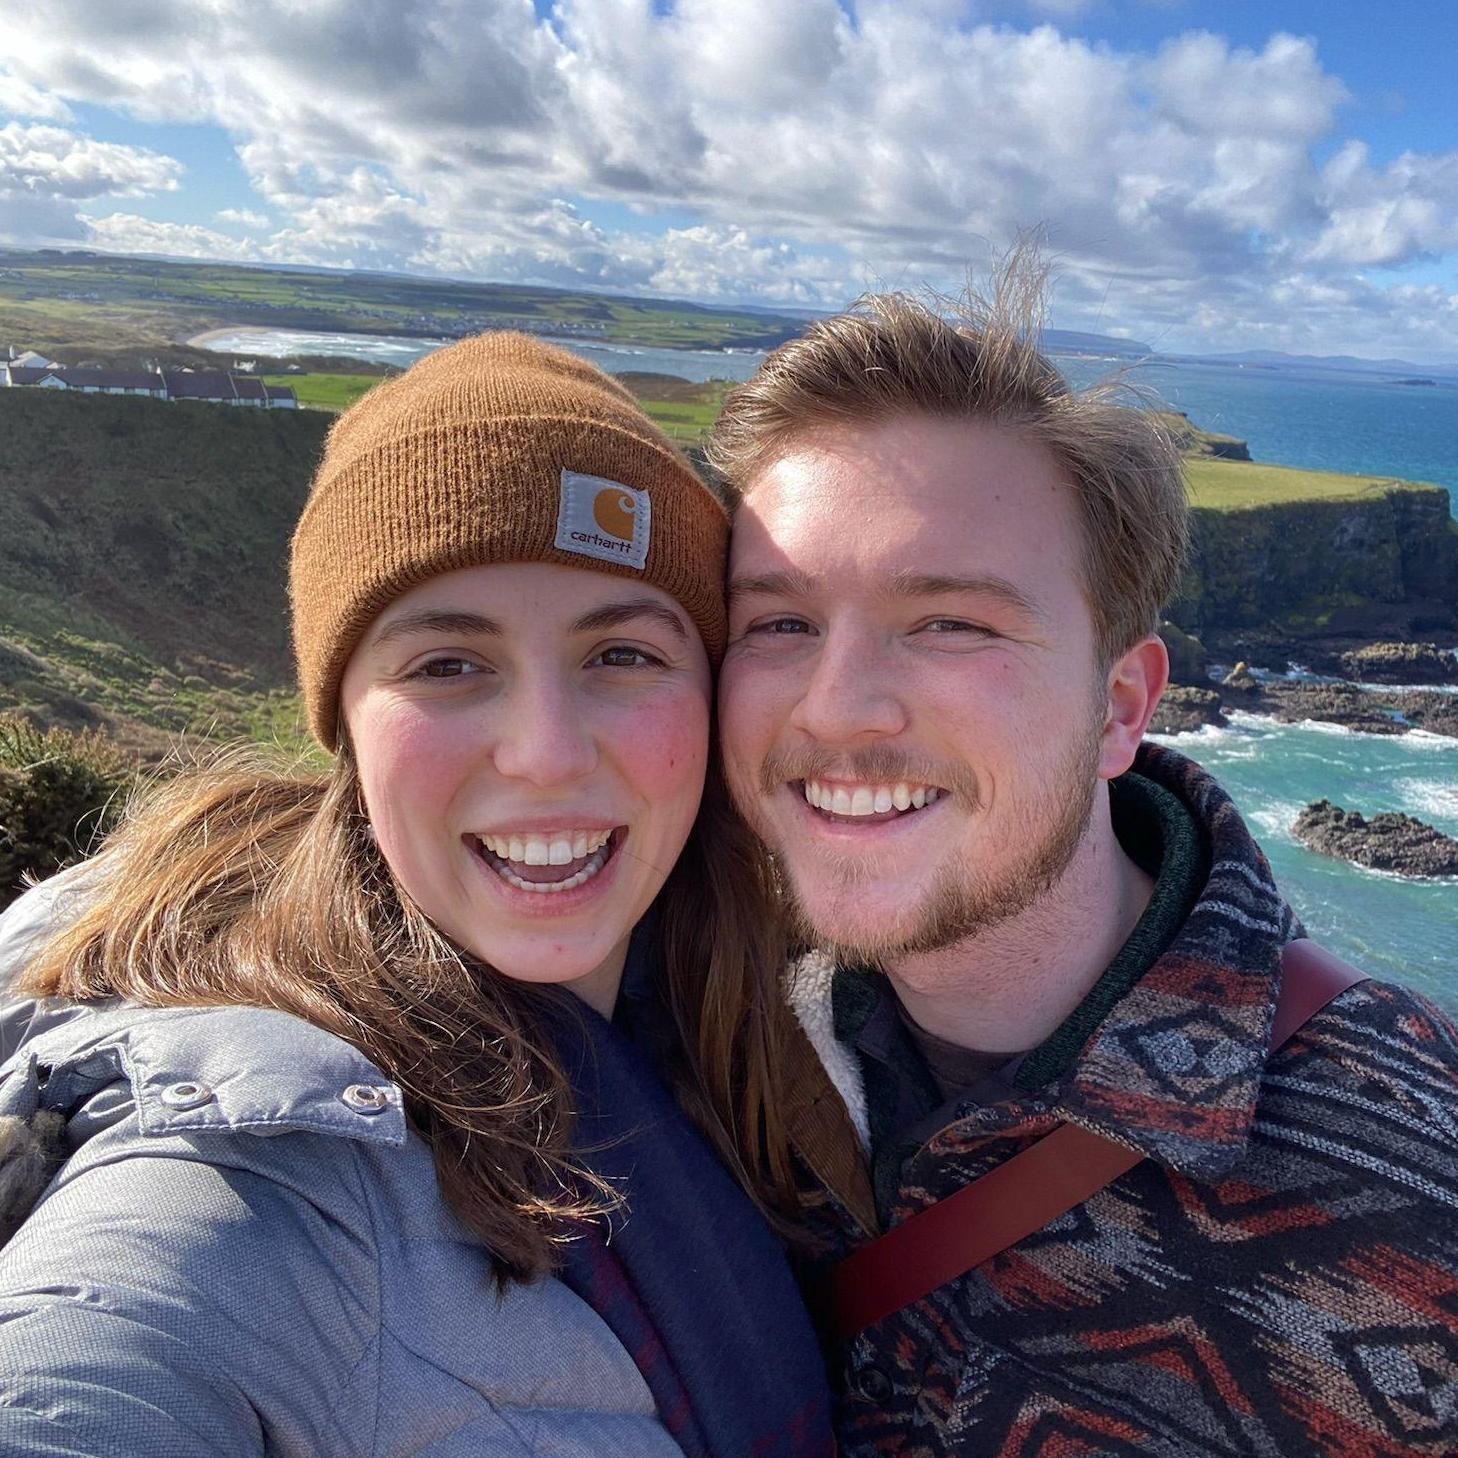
left=1311, top=141, right=1458, bottom=266
left=215, top=207, right=269, bottom=229
left=0, top=69, right=73, bottom=120
left=1, top=2, right=1457, bottom=354
left=84, top=213, right=257, bottom=259
left=0, top=121, right=179, bottom=199
left=0, top=121, right=183, bottom=249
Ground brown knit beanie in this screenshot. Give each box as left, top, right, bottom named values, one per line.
left=290, top=332, right=728, bottom=749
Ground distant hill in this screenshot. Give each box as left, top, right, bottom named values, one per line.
left=1045, top=329, right=1152, bottom=357
left=1189, top=348, right=1458, bottom=380
left=0, top=249, right=812, bottom=362
left=0, top=390, right=327, bottom=753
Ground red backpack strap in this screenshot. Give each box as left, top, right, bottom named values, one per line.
left=826, top=939, right=1367, bottom=1341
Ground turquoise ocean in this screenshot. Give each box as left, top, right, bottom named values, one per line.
left=210, top=327, right=1458, bottom=1008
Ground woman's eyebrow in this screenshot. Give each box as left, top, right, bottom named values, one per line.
left=370, top=610, right=502, bottom=648
left=571, top=599, right=689, bottom=641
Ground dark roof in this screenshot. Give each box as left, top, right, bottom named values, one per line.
left=231, top=376, right=267, bottom=401
left=161, top=370, right=237, bottom=400
left=7, top=365, right=162, bottom=391
left=265, top=385, right=297, bottom=402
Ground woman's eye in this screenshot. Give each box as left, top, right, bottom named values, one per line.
left=415, top=656, right=479, bottom=678
left=595, top=646, right=665, bottom=668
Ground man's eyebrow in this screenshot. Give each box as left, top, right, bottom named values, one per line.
left=570, top=598, right=690, bottom=641
left=726, top=569, right=818, bottom=606
left=370, top=610, right=502, bottom=648
left=885, top=570, right=1046, bottom=621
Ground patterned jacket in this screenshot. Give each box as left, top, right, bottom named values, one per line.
left=785, top=743, right=1458, bottom=1457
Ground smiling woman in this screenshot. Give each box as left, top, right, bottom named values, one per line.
left=0, top=335, right=836, bottom=1457
left=341, top=561, right=711, bottom=1015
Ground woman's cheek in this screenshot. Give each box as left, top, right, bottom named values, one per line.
left=617, top=691, right=711, bottom=812
left=354, top=702, right=466, bottom=852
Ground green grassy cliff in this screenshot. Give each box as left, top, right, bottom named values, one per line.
left=0, top=389, right=325, bottom=753
left=1170, top=481, right=1458, bottom=643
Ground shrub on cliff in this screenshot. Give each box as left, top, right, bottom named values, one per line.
left=0, top=715, right=134, bottom=910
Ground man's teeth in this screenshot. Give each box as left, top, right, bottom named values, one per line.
left=479, top=829, right=612, bottom=865
left=803, top=781, right=941, bottom=816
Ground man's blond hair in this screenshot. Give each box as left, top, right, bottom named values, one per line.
left=706, top=257, right=1188, bottom=664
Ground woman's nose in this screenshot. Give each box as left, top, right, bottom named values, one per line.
left=490, top=675, right=599, bottom=787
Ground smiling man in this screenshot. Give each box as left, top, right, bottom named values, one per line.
left=709, top=276, right=1458, bottom=1457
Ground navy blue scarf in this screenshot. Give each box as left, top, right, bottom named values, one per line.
left=549, top=930, right=834, bottom=1458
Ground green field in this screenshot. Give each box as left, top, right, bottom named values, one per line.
left=265, top=368, right=732, bottom=446
left=1183, top=457, right=1441, bottom=509
left=261, top=373, right=382, bottom=411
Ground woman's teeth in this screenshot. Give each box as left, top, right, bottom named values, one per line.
left=479, top=829, right=612, bottom=866
left=475, top=829, right=616, bottom=894
left=803, top=780, right=941, bottom=816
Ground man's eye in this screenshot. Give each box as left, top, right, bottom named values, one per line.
left=753, top=617, right=812, bottom=635
left=595, top=646, right=664, bottom=668
left=922, top=619, right=994, bottom=636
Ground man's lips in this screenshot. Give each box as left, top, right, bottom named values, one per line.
left=790, top=778, right=947, bottom=828
left=801, top=777, right=944, bottom=817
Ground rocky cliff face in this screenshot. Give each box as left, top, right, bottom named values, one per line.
left=1168, top=486, right=1458, bottom=646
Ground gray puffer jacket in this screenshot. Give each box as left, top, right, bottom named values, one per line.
left=0, top=877, right=685, bottom=1458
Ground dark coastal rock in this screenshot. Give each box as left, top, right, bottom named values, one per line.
left=1252, top=682, right=1408, bottom=735
left=1220, top=661, right=1262, bottom=699
left=1293, top=800, right=1458, bottom=878
left=1148, top=686, right=1225, bottom=735
left=1337, top=640, right=1458, bottom=685
left=1228, top=680, right=1458, bottom=740
left=1159, top=621, right=1210, bottom=686
left=1393, top=691, right=1458, bottom=739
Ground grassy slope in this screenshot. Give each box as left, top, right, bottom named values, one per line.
left=0, top=390, right=325, bottom=756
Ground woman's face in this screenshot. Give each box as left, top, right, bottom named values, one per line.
left=340, top=561, right=712, bottom=1012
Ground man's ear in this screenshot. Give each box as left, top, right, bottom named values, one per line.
left=1099, top=635, right=1169, bottom=781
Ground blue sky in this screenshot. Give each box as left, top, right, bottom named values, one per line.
left=2, top=1, right=1457, bottom=359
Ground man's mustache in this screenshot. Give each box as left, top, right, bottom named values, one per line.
left=758, top=745, right=982, bottom=810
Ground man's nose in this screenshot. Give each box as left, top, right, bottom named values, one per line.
left=787, top=628, right=907, bottom=743
left=490, top=673, right=599, bottom=786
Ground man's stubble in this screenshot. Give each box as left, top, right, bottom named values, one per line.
left=755, top=718, right=1105, bottom=969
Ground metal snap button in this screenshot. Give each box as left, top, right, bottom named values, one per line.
left=341, top=1084, right=390, bottom=1115
left=160, top=1081, right=214, bottom=1110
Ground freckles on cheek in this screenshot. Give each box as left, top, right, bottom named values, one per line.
left=623, top=698, right=710, bottom=795
left=353, top=708, right=452, bottom=828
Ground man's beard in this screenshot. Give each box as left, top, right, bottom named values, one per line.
left=761, top=727, right=1104, bottom=966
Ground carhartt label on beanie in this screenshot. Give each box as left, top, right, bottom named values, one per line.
left=555, top=469, right=652, bottom=569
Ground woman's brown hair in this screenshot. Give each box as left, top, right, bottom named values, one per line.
left=18, top=739, right=801, bottom=1282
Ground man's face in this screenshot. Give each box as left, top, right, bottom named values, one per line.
left=719, top=414, right=1125, bottom=962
